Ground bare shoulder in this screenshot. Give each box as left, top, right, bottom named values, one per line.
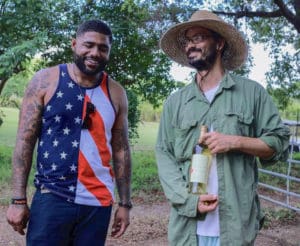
left=108, top=77, right=126, bottom=95
left=107, top=77, right=128, bottom=116
left=28, top=65, right=60, bottom=104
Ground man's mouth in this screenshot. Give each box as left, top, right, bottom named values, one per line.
left=187, top=49, right=202, bottom=59
left=85, top=58, right=99, bottom=67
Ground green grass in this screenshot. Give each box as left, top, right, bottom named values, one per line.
left=0, top=145, right=13, bottom=184
left=0, top=107, right=19, bottom=147
left=131, top=151, right=163, bottom=199
left=0, top=111, right=161, bottom=203
left=131, top=121, right=159, bottom=151
left=2, top=110, right=297, bottom=206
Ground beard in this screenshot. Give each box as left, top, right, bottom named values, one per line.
left=73, top=53, right=108, bottom=76
left=187, top=44, right=218, bottom=72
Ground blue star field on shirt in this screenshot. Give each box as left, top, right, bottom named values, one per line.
left=35, top=64, right=116, bottom=206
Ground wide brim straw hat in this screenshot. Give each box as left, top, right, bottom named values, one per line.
left=160, top=10, right=248, bottom=70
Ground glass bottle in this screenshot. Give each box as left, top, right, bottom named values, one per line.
left=189, top=125, right=212, bottom=194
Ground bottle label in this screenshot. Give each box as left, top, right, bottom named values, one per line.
left=190, top=154, right=209, bottom=183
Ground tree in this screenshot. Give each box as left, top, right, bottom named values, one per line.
left=149, top=0, right=299, bottom=109
left=0, top=0, right=181, bottom=138
left=1, top=0, right=299, bottom=133
left=209, top=0, right=299, bottom=109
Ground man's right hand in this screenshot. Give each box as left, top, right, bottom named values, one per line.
left=6, top=204, right=30, bottom=235
left=197, top=194, right=218, bottom=213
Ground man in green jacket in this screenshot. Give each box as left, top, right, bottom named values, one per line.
left=155, top=10, right=290, bottom=246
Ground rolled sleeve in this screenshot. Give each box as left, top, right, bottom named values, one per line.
left=259, top=129, right=290, bottom=165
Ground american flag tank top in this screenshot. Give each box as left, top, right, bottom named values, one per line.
left=35, top=64, right=116, bottom=206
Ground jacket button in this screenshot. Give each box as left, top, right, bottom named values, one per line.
left=183, top=175, right=186, bottom=181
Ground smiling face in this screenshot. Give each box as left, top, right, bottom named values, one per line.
left=183, top=26, right=222, bottom=71
left=72, top=31, right=111, bottom=76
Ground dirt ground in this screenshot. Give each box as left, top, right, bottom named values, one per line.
left=1, top=195, right=299, bottom=246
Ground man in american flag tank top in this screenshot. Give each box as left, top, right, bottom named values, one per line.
left=6, top=20, right=132, bottom=245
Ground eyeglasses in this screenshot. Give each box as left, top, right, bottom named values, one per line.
left=181, top=34, right=212, bottom=48
left=82, top=101, right=95, bottom=129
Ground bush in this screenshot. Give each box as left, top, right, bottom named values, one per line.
left=131, top=150, right=162, bottom=195
left=0, top=145, right=13, bottom=185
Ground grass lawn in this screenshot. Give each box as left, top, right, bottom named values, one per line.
left=0, top=107, right=160, bottom=203
left=0, top=107, right=159, bottom=149
left=0, top=107, right=19, bottom=147
left=132, top=121, right=159, bottom=151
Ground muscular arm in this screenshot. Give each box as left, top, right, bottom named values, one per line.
left=110, top=81, right=132, bottom=238
left=6, top=69, right=53, bottom=235
left=110, top=83, right=132, bottom=204
left=12, top=71, right=46, bottom=198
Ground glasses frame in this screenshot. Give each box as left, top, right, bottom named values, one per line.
left=82, top=101, right=95, bottom=129
left=181, top=34, right=212, bottom=48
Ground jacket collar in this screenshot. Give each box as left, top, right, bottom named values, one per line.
left=183, top=72, right=236, bottom=104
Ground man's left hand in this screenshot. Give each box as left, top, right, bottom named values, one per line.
left=111, top=207, right=130, bottom=238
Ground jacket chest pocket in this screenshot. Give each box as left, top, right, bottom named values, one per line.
left=220, top=111, right=254, bottom=136
left=173, top=120, right=198, bottom=161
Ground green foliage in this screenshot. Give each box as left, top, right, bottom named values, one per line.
left=0, top=107, right=19, bottom=147
left=293, top=152, right=300, bottom=160
left=262, top=208, right=298, bottom=229
left=0, top=145, right=13, bottom=185
left=210, top=1, right=299, bottom=110
left=0, top=0, right=181, bottom=139
left=127, top=89, right=140, bottom=140
left=280, top=99, right=300, bottom=120
left=139, top=101, right=162, bottom=122
left=258, top=160, right=300, bottom=193
left=1, top=0, right=299, bottom=136
left=131, top=150, right=162, bottom=195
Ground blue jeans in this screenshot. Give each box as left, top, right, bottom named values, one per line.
left=27, top=189, right=112, bottom=246
left=198, top=235, right=220, bottom=246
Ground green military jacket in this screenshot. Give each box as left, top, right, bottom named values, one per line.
left=155, top=73, right=290, bottom=246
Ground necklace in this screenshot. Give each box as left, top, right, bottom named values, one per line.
left=71, top=64, right=101, bottom=88
left=71, top=64, right=95, bottom=100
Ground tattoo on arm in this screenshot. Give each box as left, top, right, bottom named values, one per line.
left=12, top=72, right=45, bottom=198
left=111, top=128, right=132, bottom=203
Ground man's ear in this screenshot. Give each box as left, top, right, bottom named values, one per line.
left=71, top=38, right=76, bottom=51
left=217, top=39, right=226, bottom=52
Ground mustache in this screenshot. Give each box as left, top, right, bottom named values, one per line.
left=187, top=47, right=203, bottom=56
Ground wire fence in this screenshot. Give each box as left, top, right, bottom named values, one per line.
left=258, top=120, right=300, bottom=212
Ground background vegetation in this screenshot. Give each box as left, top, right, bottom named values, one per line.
left=1, top=106, right=299, bottom=206
left=0, top=0, right=299, bottom=135
left=0, top=0, right=299, bottom=222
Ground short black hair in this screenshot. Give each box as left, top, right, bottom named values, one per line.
left=76, top=20, right=113, bottom=43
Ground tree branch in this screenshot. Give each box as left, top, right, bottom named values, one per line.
left=0, top=79, right=8, bottom=95
left=274, top=0, right=300, bottom=33
left=0, top=0, right=7, bottom=16
left=213, top=9, right=282, bottom=19
left=213, top=1, right=300, bottom=33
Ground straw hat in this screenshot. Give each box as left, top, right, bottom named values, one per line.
left=160, top=10, right=248, bottom=70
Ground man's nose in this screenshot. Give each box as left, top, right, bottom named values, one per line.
left=90, top=47, right=101, bottom=57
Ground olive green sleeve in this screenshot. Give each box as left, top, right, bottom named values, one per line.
left=254, top=87, right=290, bottom=166
left=155, top=99, right=200, bottom=218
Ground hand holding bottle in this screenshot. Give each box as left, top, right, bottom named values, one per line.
left=197, top=194, right=218, bottom=213
left=189, top=125, right=212, bottom=194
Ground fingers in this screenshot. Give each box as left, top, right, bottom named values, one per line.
left=199, top=194, right=217, bottom=202
left=6, top=205, right=30, bottom=236
left=111, top=219, right=130, bottom=238
left=198, top=194, right=218, bottom=213
left=13, top=224, right=26, bottom=235
left=9, top=219, right=27, bottom=235
left=111, top=208, right=130, bottom=238
left=111, top=221, right=127, bottom=238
